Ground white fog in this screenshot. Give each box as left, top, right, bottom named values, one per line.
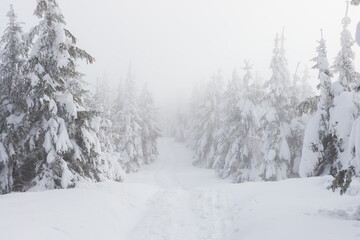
left=1, top=1, right=360, bottom=240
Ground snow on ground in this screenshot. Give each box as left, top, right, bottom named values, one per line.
left=1, top=138, right=360, bottom=240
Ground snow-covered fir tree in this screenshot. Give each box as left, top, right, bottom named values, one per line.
left=185, top=84, right=205, bottom=147
left=214, top=69, right=243, bottom=178
left=0, top=5, right=29, bottom=194
left=87, top=77, right=125, bottom=182
left=113, top=66, right=144, bottom=172
left=13, top=0, right=108, bottom=191
left=300, top=4, right=358, bottom=179
left=260, top=33, right=292, bottom=181
left=330, top=3, right=358, bottom=173
left=112, top=77, right=125, bottom=151
left=215, top=61, right=263, bottom=182
left=191, top=71, right=223, bottom=168
left=139, top=84, right=161, bottom=164
left=300, top=32, right=340, bottom=177
left=333, top=2, right=357, bottom=92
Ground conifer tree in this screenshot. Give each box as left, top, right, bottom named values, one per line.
left=187, top=83, right=205, bottom=148
left=139, top=84, right=161, bottom=164
left=14, top=0, right=103, bottom=191
left=0, top=5, right=28, bottom=193
left=300, top=32, right=338, bottom=177
left=112, top=77, right=125, bottom=151
left=260, top=34, right=291, bottom=181
left=114, top=66, right=144, bottom=172
left=192, top=71, right=224, bottom=168
left=330, top=3, right=358, bottom=173
left=214, top=69, right=242, bottom=177
left=327, top=0, right=360, bottom=195
left=333, top=1, right=357, bottom=92
left=215, top=61, right=263, bottom=182
left=87, top=77, right=124, bottom=182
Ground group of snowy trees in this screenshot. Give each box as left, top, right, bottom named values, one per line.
left=175, top=2, right=360, bottom=185
left=0, top=0, right=160, bottom=194
left=179, top=32, right=313, bottom=183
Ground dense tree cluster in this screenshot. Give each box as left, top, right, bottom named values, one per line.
left=0, top=1, right=160, bottom=194
left=173, top=3, right=360, bottom=185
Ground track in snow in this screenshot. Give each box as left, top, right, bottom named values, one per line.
left=125, top=138, right=360, bottom=240
left=126, top=138, right=229, bottom=240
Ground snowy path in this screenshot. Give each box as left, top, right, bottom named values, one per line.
left=1, top=138, right=360, bottom=240
left=125, top=138, right=227, bottom=240
left=126, top=138, right=360, bottom=240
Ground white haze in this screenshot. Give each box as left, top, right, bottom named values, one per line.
left=0, top=0, right=360, bottom=110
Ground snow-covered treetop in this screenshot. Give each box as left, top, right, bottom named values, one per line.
left=312, top=31, right=333, bottom=114
left=333, top=1, right=356, bottom=91
left=28, top=0, right=96, bottom=107
left=7, top=4, right=17, bottom=22
left=1, top=4, right=26, bottom=63
left=31, top=0, right=94, bottom=66
left=34, top=0, right=64, bottom=22
left=0, top=4, right=27, bottom=93
left=312, top=30, right=329, bottom=72
left=266, top=33, right=291, bottom=99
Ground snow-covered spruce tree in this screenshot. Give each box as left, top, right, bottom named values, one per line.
left=112, top=77, right=125, bottom=151
left=192, top=71, right=224, bottom=168
left=139, top=84, right=161, bottom=164
left=329, top=0, right=360, bottom=197
left=215, top=61, right=263, bottom=182
left=300, top=32, right=339, bottom=177
left=214, top=69, right=242, bottom=178
left=13, top=0, right=107, bottom=191
left=186, top=84, right=205, bottom=147
left=86, top=77, right=125, bottom=182
left=260, top=34, right=292, bottom=181
left=242, top=63, right=267, bottom=181
left=0, top=5, right=29, bottom=194
left=113, top=67, right=144, bottom=173
left=333, top=2, right=357, bottom=92
left=330, top=3, right=358, bottom=173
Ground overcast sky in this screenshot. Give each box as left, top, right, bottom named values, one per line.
left=0, top=0, right=359, bottom=110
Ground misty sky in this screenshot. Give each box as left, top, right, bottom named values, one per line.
left=0, top=0, right=359, bottom=109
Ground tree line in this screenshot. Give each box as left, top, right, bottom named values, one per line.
left=173, top=1, right=360, bottom=192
